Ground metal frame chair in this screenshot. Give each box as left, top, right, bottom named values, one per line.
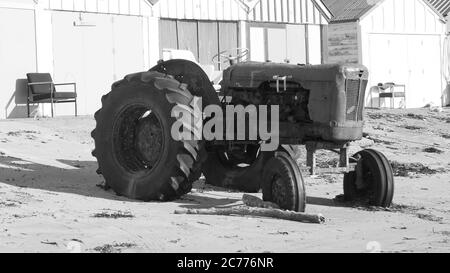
left=26, top=73, right=77, bottom=118
left=378, top=83, right=406, bottom=109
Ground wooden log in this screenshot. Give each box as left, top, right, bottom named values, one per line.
left=174, top=207, right=325, bottom=224
left=242, top=194, right=280, bottom=209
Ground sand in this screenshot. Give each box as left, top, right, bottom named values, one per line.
left=0, top=108, right=449, bottom=253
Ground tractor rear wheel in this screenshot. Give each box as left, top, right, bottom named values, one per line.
left=344, top=149, right=394, bottom=207
left=91, top=71, right=204, bottom=201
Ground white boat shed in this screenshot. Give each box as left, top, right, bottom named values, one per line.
left=323, top=0, right=448, bottom=108
left=0, top=0, right=331, bottom=119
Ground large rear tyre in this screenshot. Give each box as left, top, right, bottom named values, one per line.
left=91, top=71, right=205, bottom=201
left=344, top=149, right=394, bottom=207
left=262, top=152, right=306, bottom=212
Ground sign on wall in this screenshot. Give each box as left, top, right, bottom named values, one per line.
left=327, top=23, right=359, bottom=64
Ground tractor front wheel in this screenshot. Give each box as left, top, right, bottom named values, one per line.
left=344, top=149, right=394, bottom=207
left=262, top=151, right=306, bottom=212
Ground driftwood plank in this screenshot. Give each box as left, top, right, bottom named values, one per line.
left=242, top=194, right=280, bottom=209
left=174, top=207, right=325, bottom=224
left=175, top=194, right=325, bottom=224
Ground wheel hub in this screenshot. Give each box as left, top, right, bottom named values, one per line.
left=135, top=114, right=163, bottom=168
left=353, top=159, right=377, bottom=203
left=113, top=106, right=164, bottom=173
left=271, top=176, right=287, bottom=207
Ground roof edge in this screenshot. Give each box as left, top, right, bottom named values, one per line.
left=358, top=0, right=387, bottom=23
left=423, top=0, right=447, bottom=21
left=312, top=0, right=333, bottom=21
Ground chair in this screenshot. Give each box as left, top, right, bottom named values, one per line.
left=371, top=82, right=406, bottom=109
left=26, top=73, right=77, bottom=118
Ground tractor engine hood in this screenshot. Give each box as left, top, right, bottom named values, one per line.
left=221, top=62, right=368, bottom=89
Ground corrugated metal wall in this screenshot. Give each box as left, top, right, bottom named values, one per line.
left=152, top=0, right=327, bottom=25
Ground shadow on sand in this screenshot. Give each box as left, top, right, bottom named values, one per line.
left=0, top=154, right=352, bottom=210
left=0, top=154, right=243, bottom=208
left=307, top=196, right=351, bottom=208
left=0, top=155, right=124, bottom=201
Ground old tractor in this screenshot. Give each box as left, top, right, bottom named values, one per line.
left=91, top=48, right=394, bottom=212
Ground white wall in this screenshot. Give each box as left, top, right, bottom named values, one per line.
left=0, top=7, right=37, bottom=119
left=0, top=0, right=34, bottom=9
left=360, top=0, right=447, bottom=108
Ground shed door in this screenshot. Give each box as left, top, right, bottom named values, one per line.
left=249, top=27, right=265, bottom=62
left=159, top=19, right=178, bottom=55
left=368, top=34, right=442, bottom=108
left=198, top=22, right=219, bottom=70
left=52, top=12, right=145, bottom=116
left=159, top=19, right=239, bottom=70
left=407, top=35, right=441, bottom=107
left=267, top=28, right=287, bottom=63
left=219, top=22, right=239, bottom=70
left=177, top=21, right=199, bottom=60
left=287, top=25, right=307, bottom=64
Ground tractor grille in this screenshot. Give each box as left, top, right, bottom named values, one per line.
left=345, top=79, right=367, bottom=121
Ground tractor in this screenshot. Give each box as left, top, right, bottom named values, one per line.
left=91, top=48, right=394, bottom=212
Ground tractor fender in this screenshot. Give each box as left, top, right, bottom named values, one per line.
left=276, top=145, right=295, bottom=158
left=150, top=59, right=221, bottom=107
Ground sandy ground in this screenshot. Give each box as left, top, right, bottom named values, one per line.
left=0, top=108, right=449, bottom=253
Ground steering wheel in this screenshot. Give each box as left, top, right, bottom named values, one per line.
left=212, top=48, right=249, bottom=66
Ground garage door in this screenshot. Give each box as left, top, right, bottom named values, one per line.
left=0, top=8, right=36, bottom=119
left=52, top=12, right=145, bottom=116
left=368, top=34, right=442, bottom=108
left=159, top=19, right=239, bottom=70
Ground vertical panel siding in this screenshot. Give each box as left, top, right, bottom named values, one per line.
left=153, top=0, right=327, bottom=25
left=38, top=0, right=328, bottom=24
left=40, top=0, right=151, bottom=16
left=360, top=0, right=443, bottom=34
